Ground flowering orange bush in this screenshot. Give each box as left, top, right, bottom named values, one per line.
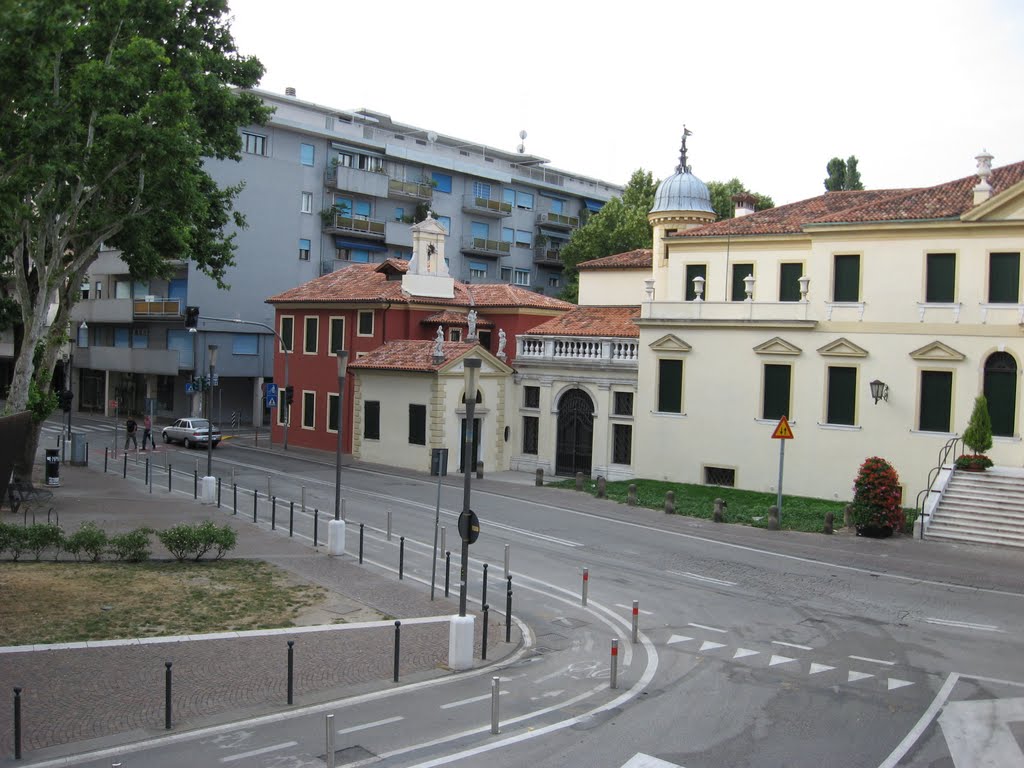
left=851, top=456, right=904, bottom=531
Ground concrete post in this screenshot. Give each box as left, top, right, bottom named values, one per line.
left=596, top=476, right=606, bottom=499
left=535, top=468, right=544, bottom=487
left=328, top=519, right=346, bottom=555
left=575, top=471, right=584, bottom=491
left=476, top=460, right=484, bottom=480
left=713, top=498, right=725, bottom=523
left=664, top=490, right=675, bottom=514
left=823, top=511, right=834, bottom=535
left=768, top=505, right=780, bottom=531
left=627, top=484, right=637, bottom=506
left=448, top=615, right=475, bottom=670
left=843, top=503, right=853, bottom=528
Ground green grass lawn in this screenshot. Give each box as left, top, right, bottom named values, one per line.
left=550, top=477, right=917, bottom=534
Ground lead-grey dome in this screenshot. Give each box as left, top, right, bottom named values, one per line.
left=650, top=129, right=715, bottom=215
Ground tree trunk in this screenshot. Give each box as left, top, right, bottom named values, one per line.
left=16, top=426, right=43, bottom=482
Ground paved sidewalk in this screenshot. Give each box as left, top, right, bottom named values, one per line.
left=0, top=459, right=518, bottom=762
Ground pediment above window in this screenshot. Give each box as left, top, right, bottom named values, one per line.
left=753, top=336, right=803, bottom=356
left=909, top=340, right=966, bottom=362
left=649, top=334, right=692, bottom=352
left=816, top=337, right=868, bottom=358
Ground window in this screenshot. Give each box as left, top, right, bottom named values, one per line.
left=242, top=132, right=266, bottom=155
left=779, top=263, right=803, bottom=301
left=471, top=222, right=490, bottom=240
left=826, top=366, right=857, bottom=425
left=549, top=198, right=565, bottom=214
left=473, top=181, right=491, bottom=199
left=658, top=359, right=683, bottom=413
left=503, top=188, right=516, bottom=207
left=232, top=335, right=258, bottom=356
left=333, top=195, right=352, bottom=216
left=685, top=264, right=707, bottom=301
left=431, top=172, right=452, bottom=193
left=925, top=253, right=955, bottom=303
left=516, top=191, right=534, bottom=210
left=919, top=370, right=953, bottom=432
left=731, top=263, right=754, bottom=302
left=300, top=143, right=315, bottom=166
left=762, top=364, right=792, bottom=421
left=353, top=200, right=371, bottom=219
left=394, top=207, right=404, bottom=221
left=280, top=316, right=294, bottom=352
left=833, top=254, right=860, bottom=302
left=80, top=280, right=89, bottom=300
left=548, top=276, right=560, bottom=288
left=338, top=152, right=353, bottom=167
left=450, top=328, right=462, bottom=342
left=301, top=192, right=313, bottom=214
left=132, top=327, right=148, bottom=349
left=513, top=269, right=530, bottom=286
left=77, top=324, right=89, bottom=348
left=327, top=393, right=340, bottom=433
left=612, top=424, right=632, bottom=465
left=501, top=227, right=514, bottom=243
left=357, top=154, right=383, bottom=172
left=302, top=391, right=315, bottom=429
left=329, top=317, right=345, bottom=354
left=988, top=252, right=1020, bottom=303
left=524, top=386, right=540, bottom=408
left=515, top=230, right=532, bottom=248
left=114, top=327, right=130, bottom=348
left=408, top=404, right=427, bottom=445
left=299, top=238, right=311, bottom=261
left=436, top=215, right=451, bottom=234
left=500, top=267, right=512, bottom=282
left=469, top=261, right=487, bottom=280
left=303, top=316, right=318, bottom=354
left=339, top=248, right=371, bottom=263
left=364, top=401, right=380, bottom=440
left=522, top=416, right=538, bottom=454
left=357, top=310, right=374, bottom=337
left=613, top=391, right=634, bottom=416
left=167, top=330, right=192, bottom=367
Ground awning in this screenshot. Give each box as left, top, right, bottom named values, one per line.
left=583, top=198, right=605, bottom=212
left=539, top=227, right=570, bottom=240
left=539, top=191, right=567, bottom=201
left=334, top=238, right=387, bottom=252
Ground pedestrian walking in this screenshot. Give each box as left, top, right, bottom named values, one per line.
left=124, top=417, right=138, bottom=450
left=141, top=414, right=155, bottom=450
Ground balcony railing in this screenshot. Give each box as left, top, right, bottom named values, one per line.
left=641, top=300, right=813, bottom=323
left=462, top=195, right=513, bottom=218
left=461, top=237, right=511, bottom=257
left=537, top=211, right=580, bottom=229
left=388, top=178, right=434, bottom=200
left=534, top=247, right=564, bottom=268
left=385, top=220, right=413, bottom=248
left=74, top=346, right=182, bottom=376
left=324, top=213, right=387, bottom=239
left=517, top=336, right=639, bottom=366
left=326, top=165, right=390, bottom=197
left=133, top=298, right=182, bottom=318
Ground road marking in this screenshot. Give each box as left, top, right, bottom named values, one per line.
left=667, top=635, right=693, bottom=645
left=620, top=755, right=685, bottom=767
left=772, top=641, right=812, bottom=651
left=698, top=640, right=726, bottom=652
left=687, top=622, right=727, bottom=633
left=925, top=618, right=1003, bottom=632
left=849, top=655, right=895, bottom=666
left=733, top=648, right=759, bottom=659
left=768, top=655, right=796, bottom=667
left=440, top=691, right=508, bottom=710
left=940, top=697, right=1024, bottom=767
left=669, top=570, right=737, bottom=587
left=336, top=716, right=403, bottom=735
left=616, top=603, right=654, bottom=615
left=887, top=678, right=914, bottom=691
left=808, top=663, right=835, bottom=675
left=848, top=671, right=874, bottom=683
left=219, top=741, right=297, bottom=762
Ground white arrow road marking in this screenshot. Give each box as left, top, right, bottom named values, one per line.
left=336, top=716, right=404, bottom=735
left=219, top=741, right=297, bottom=762
left=733, top=648, right=759, bottom=659
left=687, top=622, right=727, bottom=633
left=848, top=671, right=874, bottom=683
left=887, top=678, right=914, bottom=691
left=939, top=697, right=1024, bottom=768
left=529, top=690, right=565, bottom=701
left=769, top=655, right=796, bottom=667
left=699, top=640, right=726, bottom=652
left=808, top=663, right=835, bottom=675
left=667, top=635, right=694, bottom=645
left=620, top=754, right=685, bottom=767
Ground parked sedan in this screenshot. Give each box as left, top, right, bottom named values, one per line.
left=162, top=418, right=221, bottom=449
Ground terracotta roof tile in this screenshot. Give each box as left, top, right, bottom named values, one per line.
left=347, top=340, right=478, bottom=373
left=420, top=310, right=494, bottom=328
left=525, top=306, right=640, bottom=338
left=577, top=249, right=653, bottom=270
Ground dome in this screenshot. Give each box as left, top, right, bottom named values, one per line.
left=649, top=128, right=715, bottom=215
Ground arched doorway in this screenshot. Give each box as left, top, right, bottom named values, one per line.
left=983, top=351, right=1017, bottom=437
left=556, top=388, right=594, bottom=477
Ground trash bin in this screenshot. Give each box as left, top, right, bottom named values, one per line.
left=45, top=448, right=61, bottom=487
left=71, top=433, right=87, bottom=466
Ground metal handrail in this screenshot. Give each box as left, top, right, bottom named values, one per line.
left=914, top=435, right=963, bottom=539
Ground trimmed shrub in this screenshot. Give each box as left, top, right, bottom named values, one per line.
left=65, top=522, right=109, bottom=562
left=850, top=456, right=904, bottom=532
left=0, top=523, right=28, bottom=561
left=962, top=395, right=993, bottom=455
left=157, top=522, right=237, bottom=561
left=108, top=528, right=153, bottom=562
left=24, top=523, right=63, bottom=561
left=208, top=523, right=237, bottom=560
left=157, top=524, right=202, bottom=562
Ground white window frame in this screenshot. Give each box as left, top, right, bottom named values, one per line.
left=513, top=269, right=531, bottom=286
left=301, top=390, right=316, bottom=430
left=303, top=316, right=319, bottom=355
left=301, top=191, right=313, bottom=214
left=357, top=310, right=375, bottom=337
left=279, top=315, right=294, bottom=353
left=328, top=316, right=346, bottom=356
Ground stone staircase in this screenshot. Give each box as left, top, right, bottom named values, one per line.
left=927, top=468, right=1024, bottom=548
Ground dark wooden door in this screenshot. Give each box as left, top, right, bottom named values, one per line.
left=556, top=389, right=594, bottom=477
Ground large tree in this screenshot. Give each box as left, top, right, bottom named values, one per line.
left=559, top=169, right=657, bottom=302
left=824, top=155, right=864, bottom=191
left=0, top=1, right=268, bottom=475
left=706, top=178, right=774, bottom=220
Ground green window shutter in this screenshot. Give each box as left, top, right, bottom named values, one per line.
left=364, top=401, right=380, bottom=440
left=328, top=394, right=339, bottom=432
left=408, top=404, right=426, bottom=445
left=762, top=364, right=792, bottom=420
left=731, top=264, right=753, bottom=302
left=919, top=371, right=952, bottom=432
left=826, top=367, right=856, bottom=425
left=779, top=263, right=803, bottom=302
left=925, top=253, right=955, bottom=303
left=833, top=255, right=860, bottom=302
left=658, top=359, right=683, bottom=413
left=988, top=252, right=1020, bottom=303
left=685, top=265, right=707, bottom=301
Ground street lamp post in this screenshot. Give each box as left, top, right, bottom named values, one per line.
left=458, top=358, right=481, bottom=618
left=334, top=349, right=349, bottom=520
left=206, top=345, right=218, bottom=478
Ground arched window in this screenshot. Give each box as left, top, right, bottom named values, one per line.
left=983, top=352, right=1017, bottom=437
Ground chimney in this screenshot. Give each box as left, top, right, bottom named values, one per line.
left=285, top=86, right=296, bottom=97
left=731, top=192, right=757, bottom=217
left=973, top=149, right=994, bottom=205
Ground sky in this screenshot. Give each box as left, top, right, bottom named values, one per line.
left=227, top=0, right=1024, bottom=206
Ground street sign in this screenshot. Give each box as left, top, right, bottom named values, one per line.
left=185, top=381, right=195, bottom=394
left=771, top=416, right=794, bottom=439
left=212, top=373, right=219, bottom=386
left=430, top=448, right=449, bottom=477
left=108, top=400, right=119, bottom=408
left=458, top=509, right=480, bottom=544
left=266, top=393, right=278, bottom=407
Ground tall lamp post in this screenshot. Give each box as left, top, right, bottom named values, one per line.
left=206, top=344, right=218, bottom=479
left=334, top=349, right=349, bottom=520
left=458, top=358, right=481, bottom=618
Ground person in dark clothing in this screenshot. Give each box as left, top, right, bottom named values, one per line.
left=125, top=417, right=138, bottom=449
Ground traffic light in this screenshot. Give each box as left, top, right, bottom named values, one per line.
left=59, top=390, right=73, bottom=412
left=184, top=306, right=200, bottom=329
left=285, top=385, right=294, bottom=406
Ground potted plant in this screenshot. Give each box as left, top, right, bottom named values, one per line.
left=850, top=456, right=904, bottom=538
left=957, top=394, right=993, bottom=472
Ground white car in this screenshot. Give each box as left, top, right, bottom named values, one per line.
left=161, top=418, right=222, bottom=449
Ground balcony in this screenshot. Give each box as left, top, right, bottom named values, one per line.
left=75, top=346, right=182, bottom=376
left=385, top=220, right=413, bottom=249
left=536, top=211, right=580, bottom=230
left=462, top=195, right=512, bottom=218
left=461, top=237, right=511, bottom=258
left=534, top=247, right=564, bottom=269
left=72, top=298, right=134, bottom=325
left=133, top=298, right=182, bottom=319
left=516, top=336, right=639, bottom=367
left=323, top=213, right=386, bottom=239
left=641, top=300, right=815, bottom=324
left=388, top=178, right=434, bottom=201
left=325, top=165, right=389, bottom=198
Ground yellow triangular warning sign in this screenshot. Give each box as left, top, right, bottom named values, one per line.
left=771, top=416, right=794, bottom=439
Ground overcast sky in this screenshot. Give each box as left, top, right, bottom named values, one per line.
left=228, top=0, right=1024, bottom=206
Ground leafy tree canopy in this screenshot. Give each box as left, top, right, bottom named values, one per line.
left=559, top=169, right=657, bottom=302
left=824, top=155, right=865, bottom=191
left=706, top=178, right=774, bottom=220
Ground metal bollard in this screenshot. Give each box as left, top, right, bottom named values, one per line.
left=164, top=661, right=173, bottom=729
left=491, top=676, right=501, bottom=734
left=610, top=639, right=619, bottom=689
left=444, top=551, right=451, bottom=597
left=287, top=640, right=294, bottom=705
left=482, top=563, right=488, bottom=609
left=13, top=686, right=22, bottom=759
left=399, top=536, right=405, bottom=579
left=325, top=714, right=335, bottom=768
left=313, top=509, right=319, bottom=547
left=233, top=483, right=237, bottom=514
left=271, top=496, right=277, bottom=530
left=504, top=544, right=510, bottom=580
left=168, top=464, right=172, bottom=493
left=582, top=567, right=589, bottom=607
left=387, top=507, right=392, bottom=541
left=104, top=446, right=108, bottom=473
left=440, top=526, right=446, bottom=559
left=123, top=453, right=128, bottom=479
left=289, top=502, right=294, bottom=537
left=393, top=620, right=401, bottom=682
left=253, top=489, right=258, bottom=522
left=85, top=441, right=89, bottom=466
left=192, top=468, right=197, bottom=499
left=301, top=486, right=306, bottom=518
left=146, top=458, right=151, bottom=492
left=482, top=603, right=490, bottom=660
left=632, top=600, right=639, bottom=643
left=358, top=523, right=364, bottom=563
left=267, top=475, right=271, bottom=502
left=216, top=477, right=221, bottom=508
left=506, top=585, right=513, bottom=643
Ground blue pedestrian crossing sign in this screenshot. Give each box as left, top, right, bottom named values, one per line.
left=265, top=382, right=278, bottom=407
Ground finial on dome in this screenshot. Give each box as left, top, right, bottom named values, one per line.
left=677, top=126, right=693, bottom=174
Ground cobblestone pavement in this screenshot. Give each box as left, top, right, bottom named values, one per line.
left=0, top=459, right=516, bottom=759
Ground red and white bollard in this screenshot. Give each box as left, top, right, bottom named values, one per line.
left=632, top=600, right=639, bottom=643
left=610, top=638, right=619, bottom=689
left=582, top=567, right=589, bottom=607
